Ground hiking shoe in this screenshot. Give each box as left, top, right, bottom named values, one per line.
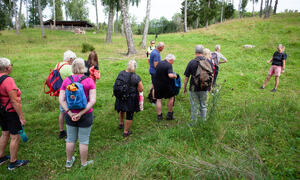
left=259, top=86, right=265, bottom=89
left=81, top=160, right=94, bottom=168
left=118, top=124, right=124, bottom=129
left=0, top=155, right=10, bottom=165
left=157, top=114, right=163, bottom=122
left=59, top=130, right=67, bottom=139
left=8, top=160, right=29, bottom=170
left=166, top=112, right=174, bottom=120
left=271, top=88, right=276, bottom=92
left=123, top=131, right=132, bottom=138
left=65, top=156, right=75, bottom=168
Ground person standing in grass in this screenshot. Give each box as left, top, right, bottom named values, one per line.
left=148, top=42, right=165, bottom=104
left=154, top=54, right=177, bottom=121
left=183, top=45, right=214, bottom=124
left=0, top=57, right=29, bottom=170
left=114, top=60, right=144, bottom=137
left=59, top=58, right=96, bottom=168
left=84, top=51, right=100, bottom=84
left=260, top=44, right=287, bottom=92
left=211, top=45, right=228, bottom=87
left=146, top=40, right=156, bottom=64
left=55, top=50, right=76, bottom=139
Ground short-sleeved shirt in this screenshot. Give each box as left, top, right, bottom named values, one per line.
left=213, top=52, right=227, bottom=66
left=147, top=45, right=156, bottom=57
left=61, top=75, right=96, bottom=114
left=54, top=62, right=73, bottom=80
left=0, top=74, right=21, bottom=112
left=184, top=56, right=214, bottom=92
left=149, top=49, right=161, bottom=75
left=154, top=60, right=174, bottom=87
left=272, top=51, right=287, bottom=67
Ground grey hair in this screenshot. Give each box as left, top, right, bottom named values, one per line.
left=278, top=44, right=283, bottom=49
left=127, top=60, right=137, bottom=72
left=0, top=57, right=11, bottom=72
left=215, top=44, right=221, bottom=51
left=195, top=45, right=204, bottom=54
left=72, top=58, right=87, bottom=74
left=203, top=48, right=211, bottom=59
left=157, top=42, right=165, bottom=48
left=166, top=54, right=176, bottom=61
left=64, top=50, right=77, bottom=62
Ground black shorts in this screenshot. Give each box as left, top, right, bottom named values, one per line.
left=126, top=112, right=134, bottom=120
left=0, top=112, right=22, bottom=135
left=151, top=74, right=156, bottom=84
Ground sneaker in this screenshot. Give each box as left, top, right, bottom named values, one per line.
left=260, top=86, right=265, bottom=89
left=0, top=155, right=10, bottom=165
left=59, top=130, right=67, bottom=139
left=118, top=124, right=124, bottom=129
left=166, top=112, right=174, bottom=120
left=123, top=131, right=132, bottom=138
left=81, top=160, right=94, bottom=168
left=157, top=114, right=163, bottom=122
left=8, top=160, right=29, bottom=170
left=271, top=88, right=276, bottom=92
left=65, top=156, right=75, bottom=168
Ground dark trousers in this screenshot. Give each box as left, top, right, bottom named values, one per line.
left=213, top=66, right=219, bottom=86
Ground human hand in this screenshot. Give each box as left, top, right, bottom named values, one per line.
left=20, top=116, right=26, bottom=125
left=71, top=113, right=82, bottom=121
left=183, top=88, right=187, bottom=94
left=282, top=69, right=285, bottom=73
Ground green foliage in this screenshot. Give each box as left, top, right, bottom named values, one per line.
left=49, top=0, right=63, bottom=21
left=64, top=0, right=88, bottom=21
left=28, top=0, right=48, bottom=26
left=0, top=1, right=12, bottom=30
left=81, top=43, right=95, bottom=53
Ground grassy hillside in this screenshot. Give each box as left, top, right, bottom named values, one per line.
left=0, top=13, right=299, bottom=179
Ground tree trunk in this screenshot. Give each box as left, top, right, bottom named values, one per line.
left=13, top=0, right=17, bottom=30
left=16, top=0, right=22, bottom=34
left=268, top=0, right=272, bottom=17
left=121, top=23, right=125, bottom=36
left=264, top=0, right=269, bottom=18
left=184, top=0, right=188, bottom=32
left=259, top=0, right=264, bottom=17
left=38, top=0, right=45, bottom=38
left=53, top=0, right=55, bottom=27
left=238, top=0, right=241, bottom=18
left=95, top=0, right=99, bottom=33
left=106, top=3, right=114, bottom=43
left=221, top=0, right=224, bottom=23
left=206, top=0, right=210, bottom=28
left=252, top=0, right=255, bottom=16
left=141, top=0, right=151, bottom=49
left=195, top=17, right=199, bottom=28
left=119, top=0, right=137, bottom=55
left=273, top=0, right=278, bottom=14
left=115, top=10, right=119, bottom=34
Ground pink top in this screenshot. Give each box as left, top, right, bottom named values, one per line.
left=0, top=74, right=22, bottom=112
left=61, top=75, right=96, bottom=113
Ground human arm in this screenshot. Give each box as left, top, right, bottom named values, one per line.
left=59, top=90, right=76, bottom=119
left=137, top=81, right=144, bottom=92
left=168, top=73, right=177, bottom=79
left=72, top=89, right=96, bottom=121
left=8, top=90, right=25, bottom=125
left=219, top=54, right=227, bottom=64
left=282, top=60, right=286, bottom=73
left=267, top=59, right=273, bottom=63
left=183, top=76, right=189, bottom=94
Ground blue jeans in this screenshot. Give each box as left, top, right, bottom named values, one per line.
left=189, top=91, right=208, bottom=123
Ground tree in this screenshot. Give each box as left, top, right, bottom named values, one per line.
left=28, top=0, right=47, bottom=26
left=16, top=0, right=23, bottom=34
left=240, top=0, right=248, bottom=17
left=184, top=0, right=187, bottom=32
left=224, top=2, right=234, bottom=19
left=119, top=0, right=137, bottom=55
left=53, top=0, right=55, bottom=26
left=65, top=0, right=88, bottom=21
left=264, top=0, right=269, bottom=18
left=220, top=0, right=225, bottom=23
left=37, top=0, right=45, bottom=38
left=267, top=0, right=272, bottom=17
left=91, top=0, right=99, bottom=32
left=102, top=0, right=115, bottom=43
left=0, top=0, right=13, bottom=30
left=259, top=0, right=263, bottom=17
left=141, top=0, right=151, bottom=49
left=251, top=0, right=258, bottom=16
left=273, top=0, right=278, bottom=14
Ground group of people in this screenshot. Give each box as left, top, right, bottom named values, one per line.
left=0, top=40, right=287, bottom=170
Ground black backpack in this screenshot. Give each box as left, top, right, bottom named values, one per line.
left=0, top=75, right=13, bottom=120
left=113, top=72, right=133, bottom=101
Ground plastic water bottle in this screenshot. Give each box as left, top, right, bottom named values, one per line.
left=139, top=92, right=144, bottom=111
left=18, top=126, right=28, bottom=142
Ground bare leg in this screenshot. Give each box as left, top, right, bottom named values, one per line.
left=0, top=131, right=9, bottom=157
left=263, top=75, right=272, bottom=88
left=66, top=142, right=75, bottom=161
left=9, top=134, right=20, bottom=162
left=124, top=120, right=133, bottom=133
left=168, top=97, right=174, bottom=112
left=119, top=112, right=125, bottom=125
left=156, top=99, right=162, bottom=115
left=59, top=112, right=64, bottom=132
left=79, top=144, right=88, bottom=165
left=274, top=76, right=279, bottom=89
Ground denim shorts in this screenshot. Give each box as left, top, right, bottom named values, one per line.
left=65, top=125, right=92, bottom=145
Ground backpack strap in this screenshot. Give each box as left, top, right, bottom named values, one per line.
left=0, top=75, right=13, bottom=111
left=68, top=75, right=74, bottom=83
left=79, top=75, right=88, bottom=83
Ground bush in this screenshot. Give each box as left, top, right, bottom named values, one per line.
left=81, top=43, right=95, bottom=53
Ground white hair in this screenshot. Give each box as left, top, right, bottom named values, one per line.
left=195, top=45, right=204, bottom=54
left=166, top=54, right=176, bottom=61
left=215, top=44, right=221, bottom=51
left=127, top=60, right=137, bottom=72
left=0, top=57, right=11, bottom=72
left=278, top=44, right=283, bottom=49
left=157, top=42, right=165, bottom=48
left=64, top=50, right=77, bottom=62
left=203, top=48, right=211, bottom=59
left=72, top=58, right=87, bottom=74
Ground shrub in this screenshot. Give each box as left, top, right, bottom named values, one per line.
left=81, top=43, right=95, bottom=53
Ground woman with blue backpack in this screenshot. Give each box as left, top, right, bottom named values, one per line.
left=59, top=58, right=96, bottom=168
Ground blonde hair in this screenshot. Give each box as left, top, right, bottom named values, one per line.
left=203, top=48, right=211, bottom=59
left=0, top=57, right=11, bottom=72
left=72, top=58, right=87, bottom=74
left=127, top=60, right=137, bottom=73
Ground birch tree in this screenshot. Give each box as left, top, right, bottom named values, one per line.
left=140, top=0, right=151, bottom=49
left=184, top=0, right=188, bottom=32
left=259, top=0, right=263, bottom=17
left=273, top=0, right=278, bottom=14
left=38, top=0, right=45, bottom=38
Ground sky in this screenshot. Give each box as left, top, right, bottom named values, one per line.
left=40, top=0, right=300, bottom=24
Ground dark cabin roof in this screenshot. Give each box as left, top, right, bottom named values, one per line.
left=43, top=20, right=94, bottom=27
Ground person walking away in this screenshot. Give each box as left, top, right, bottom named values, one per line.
left=260, top=44, right=287, bottom=92
left=183, top=45, right=214, bottom=125
left=84, top=51, right=100, bottom=84
left=59, top=58, right=96, bottom=168
left=114, top=60, right=144, bottom=137
left=0, top=57, right=29, bottom=170
left=211, top=45, right=227, bottom=87
left=146, top=40, right=156, bottom=64
left=154, top=54, right=177, bottom=122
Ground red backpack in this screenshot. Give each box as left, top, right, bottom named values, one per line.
left=44, top=63, right=66, bottom=97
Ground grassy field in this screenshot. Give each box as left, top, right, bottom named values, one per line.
left=0, top=13, right=299, bottom=179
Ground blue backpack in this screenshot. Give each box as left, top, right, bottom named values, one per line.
left=65, top=75, right=88, bottom=110
left=171, top=74, right=181, bottom=96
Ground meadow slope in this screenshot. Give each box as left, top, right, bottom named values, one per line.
left=0, top=13, right=299, bottom=179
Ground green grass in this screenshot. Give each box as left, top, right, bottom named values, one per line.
left=0, top=13, right=299, bottom=179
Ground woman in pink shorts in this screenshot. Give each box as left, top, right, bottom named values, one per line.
left=260, top=44, right=287, bottom=92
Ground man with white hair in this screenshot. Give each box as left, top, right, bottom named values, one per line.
left=211, top=44, right=228, bottom=87
left=55, top=50, right=76, bottom=139
left=183, top=45, right=214, bottom=124
left=153, top=54, right=177, bottom=121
